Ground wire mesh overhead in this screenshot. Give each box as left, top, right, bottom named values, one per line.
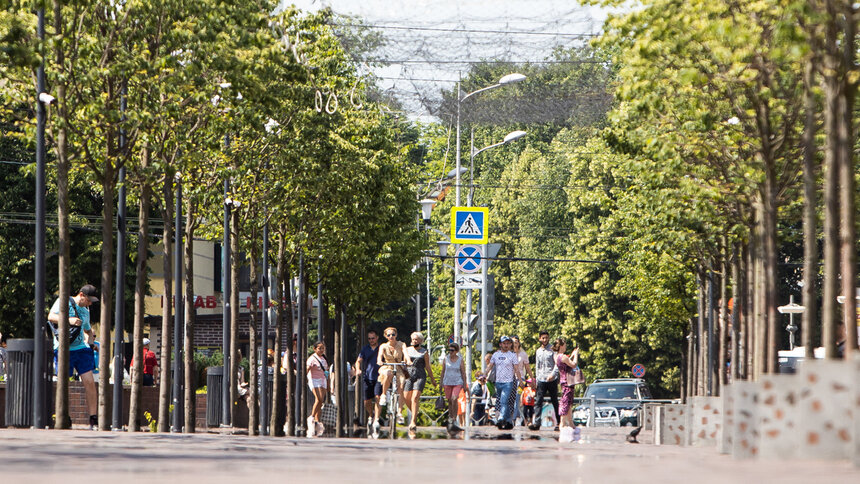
left=292, top=0, right=612, bottom=125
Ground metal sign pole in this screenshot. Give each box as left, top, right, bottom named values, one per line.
left=480, top=245, right=489, bottom=374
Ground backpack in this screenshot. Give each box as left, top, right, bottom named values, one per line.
left=46, top=297, right=83, bottom=343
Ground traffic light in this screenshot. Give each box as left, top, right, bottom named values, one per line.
left=467, top=313, right=479, bottom=346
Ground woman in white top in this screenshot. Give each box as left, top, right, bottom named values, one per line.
left=306, top=341, right=328, bottom=437
left=439, top=342, right=468, bottom=429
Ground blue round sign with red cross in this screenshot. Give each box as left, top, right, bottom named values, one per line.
left=632, top=364, right=645, bottom=378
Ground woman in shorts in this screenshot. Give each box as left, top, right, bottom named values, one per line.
left=554, top=338, right=580, bottom=428
left=377, top=327, right=411, bottom=407
left=403, top=332, right=435, bottom=432
left=439, top=342, right=468, bottom=429
left=306, top=341, right=328, bottom=437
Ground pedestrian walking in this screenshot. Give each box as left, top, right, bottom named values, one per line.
left=404, top=332, right=435, bottom=432
left=470, top=373, right=489, bottom=425
left=529, top=330, right=559, bottom=430
left=48, top=284, right=99, bottom=429
left=306, top=342, right=329, bottom=437
left=511, top=336, right=532, bottom=426
left=521, top=380, right=536, bottom=424
left=439, top=342, right=467, bottom=429
left=355, top=328, right=381, bottom=435
left=485, top=336, right=522, bottom=430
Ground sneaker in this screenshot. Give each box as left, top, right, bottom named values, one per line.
left=505, top=421, right=515, bottom=430
left=315, top=420, right=325, bottom=437
left=528, top=422, right=541, bottom=431
left=379, top=394, right=387, bottom=406
left=397, top=414, right=405, bottom=425
left=88, top=415, right=98, bottom=430
left=372, top=420, right=380, bottom=439
left=496, top=420, right=505, bottom=430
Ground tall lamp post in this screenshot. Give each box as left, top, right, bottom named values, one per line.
left=453, top=73, right=526, bottom=345
left=461, top=131, right=526, bottom=426
left=777, top=296, right=805, bottom=350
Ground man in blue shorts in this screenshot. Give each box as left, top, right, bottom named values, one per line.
left=49, top=284, right=99, bottom=429
left=355, top=329, right=381, bottom=437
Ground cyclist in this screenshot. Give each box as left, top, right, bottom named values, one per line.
left=404, top=332, right=435, bottom=432
left=377, top=327, right=411, bottom=408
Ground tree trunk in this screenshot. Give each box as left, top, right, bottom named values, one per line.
left=696, top=272, right=705, bottom=396
left=157, top=177, right=173, bottom=433
left=53, top=0, right=70, bottom=428
left=838, top=3, right=857, bottom=358
left=271, top=232, right=287, bottom=436
left=731, top=244, right=742, bottom=382
left=801, top=59, right=819, bottom=359
left=762, top=175, right=779, bottom=374
left=822, top=41, right=841, bottom=359
left=298, top=260, right=308, bottom=433
left=284, top=270, right=295, bottom=437
left=230, top=210, right=240, bottom=426
left=128, top=146, right=151, bottom=432
left=753, top=209, right=767, bottom=380
left=743, top=243, right=753, bottom=380
left=183, top=200, right=196, bottom=433
left=248, top=230, right=259, bottom=436
left=334, top=303, right=343, bottom=438
left=719, top=244, right=728, bottom=389
left=98, top=158, right=115, bottom=431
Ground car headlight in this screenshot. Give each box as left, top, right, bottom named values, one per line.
left=619, top=408, right=639, bottom=418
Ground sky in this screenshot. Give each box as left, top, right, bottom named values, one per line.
left=280, top=0, right=611, bottom=119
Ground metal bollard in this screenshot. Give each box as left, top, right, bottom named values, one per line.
left=587, top=394, right=596, bottom=427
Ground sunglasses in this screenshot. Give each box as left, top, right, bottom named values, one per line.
left=385, top=333, right=395, bottom=337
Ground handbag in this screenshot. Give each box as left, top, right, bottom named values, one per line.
left=571, top=366, right=585, bottom=385
left=434, top=395, right=446, bottom=411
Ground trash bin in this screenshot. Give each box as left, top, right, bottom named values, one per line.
left=5, top=339, right=34, bottom=427
left=206, top=366, right=223, bottom=428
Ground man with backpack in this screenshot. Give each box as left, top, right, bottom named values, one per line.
left=48, top=284, right=99, bottom=429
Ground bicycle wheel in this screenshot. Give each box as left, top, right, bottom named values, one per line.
left=388, top=391, right=398, bottom=438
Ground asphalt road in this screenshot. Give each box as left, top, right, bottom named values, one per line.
left=2, top=427, right=859, bottom=483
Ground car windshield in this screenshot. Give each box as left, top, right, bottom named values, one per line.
left=585, top=384, right=638, bottom=400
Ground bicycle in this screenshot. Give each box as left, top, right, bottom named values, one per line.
left=380, top=362, right=407, bottom=439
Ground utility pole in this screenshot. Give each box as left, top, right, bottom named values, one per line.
left=32, top=5, right=48, bottom=429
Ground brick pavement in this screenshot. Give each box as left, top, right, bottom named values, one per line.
left=1, top=427, right=859, bottom=483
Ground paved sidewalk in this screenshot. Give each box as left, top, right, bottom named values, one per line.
left=2, top=427, right=859, bottom=483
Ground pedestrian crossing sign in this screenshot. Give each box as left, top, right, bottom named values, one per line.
left=451, top=207, right=489, bottom=244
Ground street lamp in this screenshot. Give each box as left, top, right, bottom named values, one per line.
left=777, top=296, right=805, bottom=350
left=455, top=73, right=526, bottom=206
left=419, top=199, right=435, bottom=222
left=437, top=240, right=450, bottom=259
left=468, top=130, right=527, bottom=205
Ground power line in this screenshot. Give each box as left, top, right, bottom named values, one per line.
left=329, top=22, right=600, bottom=38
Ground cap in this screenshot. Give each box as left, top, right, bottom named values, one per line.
left=79, top=284, right=99, bottom=303
left=143, top=338, right=150, bottom=346
left=500, top=335, right=512, bottom=343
